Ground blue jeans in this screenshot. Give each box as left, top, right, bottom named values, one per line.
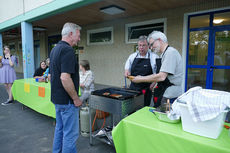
left=53, top=103, right=79, bottom=153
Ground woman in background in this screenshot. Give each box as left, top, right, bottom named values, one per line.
left=79, top=60, right=95, bottom=106
left=33, top=60, right=47, bottom=78
left=42, top=58, right=50, bottom=78
left=0, top=46, right=17, bottom=105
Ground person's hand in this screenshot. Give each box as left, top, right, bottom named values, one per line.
left=73, top=97, right=82, bottom=107
left=124, top=70, right=130, bottom=77
left=132, top=75, right=143, bottom=83
left=48, top=74, right=51, bottom=81
left=150, top=82, right=157, bottom=90
left=37, top=77, right=45, bottom=82
left=5, top=53, right=10, bottom=59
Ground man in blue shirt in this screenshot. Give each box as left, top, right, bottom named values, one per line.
left=50, top=22, right=82, bottom=153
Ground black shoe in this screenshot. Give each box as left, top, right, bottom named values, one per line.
left=1, top=100, right=13, bottom=106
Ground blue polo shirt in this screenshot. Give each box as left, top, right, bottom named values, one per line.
left=49, top=41, right=79, bottom=105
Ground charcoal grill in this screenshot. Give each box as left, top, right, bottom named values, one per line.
left=89, top=87, right=144, bottom=145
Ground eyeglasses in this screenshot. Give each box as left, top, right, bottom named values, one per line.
left=138, top=44, right=148, bottom=48
left=149, top=39, right=158, bottom=49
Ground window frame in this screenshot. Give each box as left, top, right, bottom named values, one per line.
left=18, top=41, right=22, bottom=51
left=8, top=42, right=16, bottom=52
left=125, top=18, right=167, bottom=44
left=87, top=27, right=114, bottom=45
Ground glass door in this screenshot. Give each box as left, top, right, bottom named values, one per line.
left=186, top=10, right=230, bottom=92
left=186, top=30, right=209, bottom=89
left=211, top=29, right=230, bottom=91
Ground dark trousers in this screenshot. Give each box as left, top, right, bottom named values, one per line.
left=129, top=83, right=152, bottom=107
left=144, top=88, right=152, bottom=106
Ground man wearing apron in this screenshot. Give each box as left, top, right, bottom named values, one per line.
left=125, top=35, right=159, bottom=106
left=153, top=47, right=173, bottom=109
left=132, top=31, right=183, bottom=111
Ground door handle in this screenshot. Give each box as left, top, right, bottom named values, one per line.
left=210, top=66, right=217, bottom=72
left=210, top=66, right=216, bottom=69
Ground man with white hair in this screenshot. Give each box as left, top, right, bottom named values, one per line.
left=132, top=31, right=183, bottom=111
left=49, top=22, right=82, bottom=153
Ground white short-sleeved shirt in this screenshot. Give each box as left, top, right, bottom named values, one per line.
left=160, top=47, right=183, bottom=98
left=79, top=70, right=95, bottom=93
left=125, top=50, right=159, bottom=73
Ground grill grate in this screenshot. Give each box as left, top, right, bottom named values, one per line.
left=91, top=87, right=141, bottom=100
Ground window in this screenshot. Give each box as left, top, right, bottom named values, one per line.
left=87, top=27, right=113, bottom=45
left=48, top=35, right=61, bottom=56
left=125, top=18, right=167, bottom=43
left=8, top=42, right=16, bottom=53
left=214, top=11, right=230, bottom=26
left=18, top=41, right=22, bottom=51
left=190, top=15, right=210, bottom=28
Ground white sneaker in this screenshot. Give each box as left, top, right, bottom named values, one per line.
left=1, top=100, right=13, bottom=106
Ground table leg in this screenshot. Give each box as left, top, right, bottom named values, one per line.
left=118, top=114, right=122, bottom=125
left=111, top=114, right=114, bottom=127
left=21, top=105, right=27, bottom=110
left=89, top=107, right=93, bottom=145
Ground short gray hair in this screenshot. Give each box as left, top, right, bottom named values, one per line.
left=61, top=22, right=81, bottom=37
left=148, top=31, right=168, bottom=43
left=138, top=35, right=148, bottom=43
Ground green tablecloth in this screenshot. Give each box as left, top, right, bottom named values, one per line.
left=112, top=107, right=230, bottom=153
left=12, top=78, right=55, bottom=118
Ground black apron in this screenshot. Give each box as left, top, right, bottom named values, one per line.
left=153, top=46, right=174, bottom=108
left=130, top=52, right=153, bottom=106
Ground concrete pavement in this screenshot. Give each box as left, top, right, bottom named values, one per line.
left=0, top=75, right=116, bottom=153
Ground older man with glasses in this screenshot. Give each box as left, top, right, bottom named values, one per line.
left=124, top=35, right=159, bottom=106
left=132, top=31, right=183, bottom=111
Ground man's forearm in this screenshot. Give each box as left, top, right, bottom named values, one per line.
left=142, top=74, right=157, bottom=83
left=138, top=72, right=167, bottom=83
left=61, top=77, right=79, bottom=100
left=48, top=74, right=51, bottom=81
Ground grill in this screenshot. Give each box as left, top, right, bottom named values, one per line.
left=91, top=87, right=142, bottom=100
left=89, top=87, right=144, bottom=117
left=89, top=87, right=144, bottom=145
